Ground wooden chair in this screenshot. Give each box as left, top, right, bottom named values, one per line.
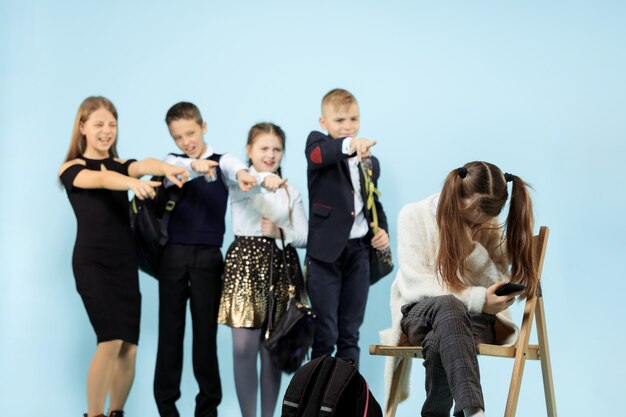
left=369, top=226, right=556, bottom=417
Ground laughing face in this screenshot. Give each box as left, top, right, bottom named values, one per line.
left=247, top=132, right=283, bottom=173
left=79, top=107, right=117, bottom=158
left=168, top=118, right=208, bottom=159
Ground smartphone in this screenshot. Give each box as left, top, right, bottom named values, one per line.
left=495, top=282, right=526, bottom=296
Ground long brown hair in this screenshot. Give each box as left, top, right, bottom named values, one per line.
left=436, top=161, right=537, bottom=297
left=63, top=96, right=119, bottom=162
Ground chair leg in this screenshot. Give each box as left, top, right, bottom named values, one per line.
left=503, top=348, right=528, bottom=417
left=503, top=295, right=538, bottom=417
left=386, top=357, right=406, bottom=417
left=535, top=296, right=557, bottom=417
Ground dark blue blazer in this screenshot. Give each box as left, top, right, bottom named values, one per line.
left=305, top=131, right=388, bottom=263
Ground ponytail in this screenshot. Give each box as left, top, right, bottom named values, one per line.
left=505, top=175, right=537, bottom=297
left=436, top=168, right=473, bottom=291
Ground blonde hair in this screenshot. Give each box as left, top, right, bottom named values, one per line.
left=436, top=161, right=537, bottom=297
left=321, top=88, right=358, bottom=111
left=64, top=96, right=119, bottom=162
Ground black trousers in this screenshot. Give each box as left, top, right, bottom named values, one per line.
left=154, top=244, right=224, bottom=417
left=306, top=238, right=370, bottom=368
left=400, top=295, right=495, bottom=417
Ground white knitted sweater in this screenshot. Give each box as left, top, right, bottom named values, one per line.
left=379, top=194, right=519, bottom=404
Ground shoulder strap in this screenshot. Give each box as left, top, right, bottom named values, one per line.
left=264, top=247, right=277, bottom=339
left=319, top=358, right=358, bottom=417
left=282, top=356, right=334, bottom=417
left=158, top=178, right=185, bottom=246
left=359, top=160, right=381, bottom=234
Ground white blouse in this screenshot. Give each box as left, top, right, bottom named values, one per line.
left=229, top=166, right=308, bottom=249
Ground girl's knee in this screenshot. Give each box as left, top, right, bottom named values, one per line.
left=234, top=344, right=257, bottom=360
left=433, top=294, right=466, bottom=313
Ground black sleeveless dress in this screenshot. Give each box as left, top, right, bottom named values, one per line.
left=60, top=156, right=141, bottom=344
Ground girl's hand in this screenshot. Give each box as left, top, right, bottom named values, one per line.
left=237, top=170, right=257, bottom=192
left=261, top=217, right=281, bottom=238
left=482, top=280, right=523, bottom=314
left=164, top=165, right=189, bottom=188
left=191, top=159, right=219, bottom=177
left=370, top=224, right=389, bottom=249
left=262, top=176, right=288, bottom=192
left=131, top=179, right=162, bottom=200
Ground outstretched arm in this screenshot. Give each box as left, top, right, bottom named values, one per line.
left=59, top=161, right=162, bottom=199
left=127, top=158, right=188, bottom=188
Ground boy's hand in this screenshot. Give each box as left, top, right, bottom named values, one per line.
left=261, top=217, right=281, bottom=239
left=262, top=176, right=288, bottom=192
left=164, top=165, right=189, bottom=188
left=131, top=178, right=162, bottom=200
left=191, top=159, right=219, bottom=178
left=236, top=169, right=257, bottom=192
left=370, top=224, right=389, bottom=249
left=348, top=138, right=377, bottom=161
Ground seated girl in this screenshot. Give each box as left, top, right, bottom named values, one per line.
left=380, top=161, right=537, bottom=417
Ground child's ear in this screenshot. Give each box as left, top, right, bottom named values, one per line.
left=201, top=122, right=208, bottom=135
left=79, top=122, right=85, bottom=135
left=246, top=144, right=252, bottom=158
left=318, top=115, right=326, bottom=130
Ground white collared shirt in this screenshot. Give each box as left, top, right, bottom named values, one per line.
left=342, top=137, right=369, bottom=239
left=229, top=166, right=308, bottom=249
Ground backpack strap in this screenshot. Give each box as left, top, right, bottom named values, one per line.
left=282, top=356, right=329, bottom=417
left=157, top=183, right=184, bottom=246
left=157, top=152, right=221, bottom=245
left=319, top=358, right=358, bottom=417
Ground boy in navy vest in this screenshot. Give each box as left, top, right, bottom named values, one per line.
left=154, top=102, right=256, bottom=417
left=305, top=89, right=390, bottom=368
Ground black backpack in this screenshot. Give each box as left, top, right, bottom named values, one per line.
left=281, top=355, right=383, bottom=417
left=129, top=177, right=183, bottom=278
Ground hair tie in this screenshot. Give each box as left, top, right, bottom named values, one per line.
left=504, top=172, right=515, bottom=183
left=457, top=167, right=468, bottom=178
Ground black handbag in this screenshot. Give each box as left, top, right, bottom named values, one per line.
left=264, top=230, right=316, bottom=373
left=359, top=160, right=394, bottom=285
left=369, top=246, right=393, bottom=285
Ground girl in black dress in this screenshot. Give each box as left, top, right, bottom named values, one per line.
left=58, top=96, right=188, bottom=417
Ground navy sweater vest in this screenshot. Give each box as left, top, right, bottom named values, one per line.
left=167, top=153, right=229, bottom=246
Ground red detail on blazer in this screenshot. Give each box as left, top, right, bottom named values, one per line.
left=310, top=146, right=322, bottom=164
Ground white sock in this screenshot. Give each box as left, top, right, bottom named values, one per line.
left=463, top=406, right=486, bottom=417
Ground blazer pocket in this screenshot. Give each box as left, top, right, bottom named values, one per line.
left=312, top=203, right=332, bottom=218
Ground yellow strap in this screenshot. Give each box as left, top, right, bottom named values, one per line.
left=359, top=162, right=381, bottom=234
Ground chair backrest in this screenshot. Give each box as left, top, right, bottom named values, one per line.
left=532, top=226, right=549, bottom=293
left=515, top=226, right=549, bottom=348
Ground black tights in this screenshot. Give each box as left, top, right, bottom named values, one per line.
left=231, top=328, right=282, bottom=417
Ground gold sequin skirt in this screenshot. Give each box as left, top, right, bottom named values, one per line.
left=217, top=236, right=305, bottom=328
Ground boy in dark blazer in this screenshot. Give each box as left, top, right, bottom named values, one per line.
left=305, top=88, right=389, bottom=368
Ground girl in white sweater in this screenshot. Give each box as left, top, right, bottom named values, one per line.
left=381, top=161, right=536, bottom=417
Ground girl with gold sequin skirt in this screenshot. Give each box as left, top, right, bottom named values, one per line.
left=217, top=123, right=308, bottom=417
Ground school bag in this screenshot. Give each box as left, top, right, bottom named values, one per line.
left=129, top=176, right=183, bottom=278
left=281, top=355, right=383, bottom=417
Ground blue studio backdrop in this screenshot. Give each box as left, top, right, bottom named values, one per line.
left=1, top=1, right=625, bottom=416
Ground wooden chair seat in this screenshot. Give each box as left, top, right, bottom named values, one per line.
left=369, top=343, right=542, bottom=361
left=369, top=226, right=556, bottom=417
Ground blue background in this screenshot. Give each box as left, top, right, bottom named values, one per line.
left=1, top=1, right=625, bottom=416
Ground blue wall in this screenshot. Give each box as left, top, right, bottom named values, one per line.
left=1, top=1, right=624, bottom=416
